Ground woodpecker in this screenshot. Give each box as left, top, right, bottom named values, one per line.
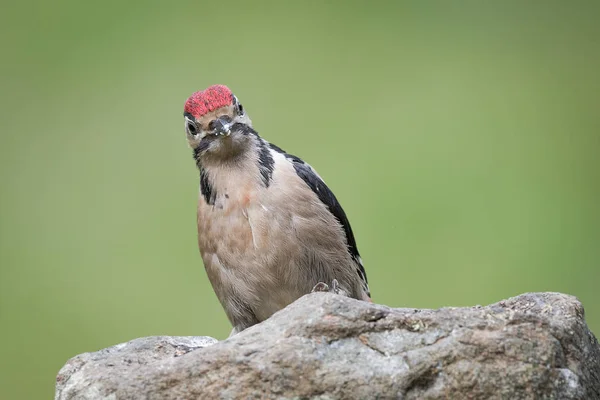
left=183, top=85, right=371, bottom=335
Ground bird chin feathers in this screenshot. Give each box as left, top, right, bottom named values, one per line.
left=194, top=128, right=257, bottom=165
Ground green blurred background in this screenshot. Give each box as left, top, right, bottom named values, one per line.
left=1, top=1, right=599, bottom=398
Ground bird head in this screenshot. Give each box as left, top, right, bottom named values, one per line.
left=184, top=85, right=254, bottom=161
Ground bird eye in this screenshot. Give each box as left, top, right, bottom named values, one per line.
left=186, top=122, right=198, bottom=135
left=233, top=95, right=244, bottom=115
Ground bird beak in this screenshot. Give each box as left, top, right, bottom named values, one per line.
left=212, top=117, right=232, bottom=136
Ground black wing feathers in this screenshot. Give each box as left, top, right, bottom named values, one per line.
left=257, top=140, right=275, bottom=187
left=292, top=161, right=361, bottom=260
left=272, top=143, right=368, bottom=289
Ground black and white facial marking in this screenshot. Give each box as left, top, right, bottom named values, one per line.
left=232, top=94, right=244, bottom=116
left=184, top=112, right=199, bottom=135
left=184, top=96, right=253, bottom=163
left=199, top=166, right=216, bottom=206
left=268, top=142, right=370, bottom=296
left=185, top=113, right=209, bottom=163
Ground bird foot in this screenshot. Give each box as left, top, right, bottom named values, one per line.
left=311, top=279, right=340, bottom=295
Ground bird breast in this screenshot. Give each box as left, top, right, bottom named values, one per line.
left=196, top=153, right=353, bottom=321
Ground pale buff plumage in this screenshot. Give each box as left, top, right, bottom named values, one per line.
left=184, top=86, right=370, bottom=335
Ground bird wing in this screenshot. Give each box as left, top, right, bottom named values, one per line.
left=269, top=143, right=370, bottom=297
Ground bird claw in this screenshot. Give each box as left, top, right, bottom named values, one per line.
left=311, top=279, right=341, bottom=295
left=311, top=282, right=329, bottom=292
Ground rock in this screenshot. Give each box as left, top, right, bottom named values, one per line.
left=55, top=292, right=600, bottom=400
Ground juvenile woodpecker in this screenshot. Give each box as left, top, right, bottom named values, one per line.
left=184, top=85, right=371, bottom=335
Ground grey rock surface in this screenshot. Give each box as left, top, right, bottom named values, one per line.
left=56, top=292, right=600, bottom=400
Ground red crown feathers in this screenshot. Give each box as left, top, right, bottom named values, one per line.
left=184, top=85, right=233, bottom=119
